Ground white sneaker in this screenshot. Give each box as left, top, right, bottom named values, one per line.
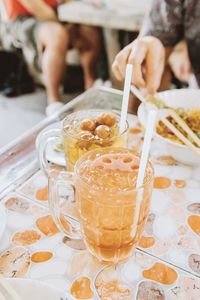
left=93, top=78, right=104, bottom=87
left=93, top=79, right=112, bottom=88
left=103, top=80, right=112, bottom=88
left=45, top=102, right=64, bottom=116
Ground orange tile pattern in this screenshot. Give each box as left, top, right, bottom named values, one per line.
left=154, top=177, right=171, bottom=189
left=31, top=251, right=53, bottom=263
left=0, top=117, right=199, bottom=299
left=143, top=262, right=178, bottom=285
left=174, top=179, right=186, bottom=188
left=71, top=277, right=94, bottom=299
left=35, top=186, right=48, bottom=201
left=12, top=230, right=41, bottom=245
left=138, top=236, right=155, bottom=248
left=188, top=215, right=200, bottom=236
left=36, top=215, right=59, bottom=236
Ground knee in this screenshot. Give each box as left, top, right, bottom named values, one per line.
left=80, top=26, right=101, bottom=44
left=40, top=22, right=68, bottom=52
left=52, top=23, right=68, bottom=43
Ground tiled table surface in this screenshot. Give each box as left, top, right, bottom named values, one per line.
left=0, top=114, right=200, bottom=299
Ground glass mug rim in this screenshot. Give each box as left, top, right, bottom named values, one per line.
left=61, top=109, right=129, bottom=138
left=74, top=147, right=154, bottom=193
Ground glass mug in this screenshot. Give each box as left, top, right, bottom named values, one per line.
left=49, top=147, right=154, bottom=262
left=38, top=109, right=129, bottom=173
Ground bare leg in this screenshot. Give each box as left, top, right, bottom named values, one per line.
left=70, top=25, right=101, bottom=89
left=38, top=22, right=68, bottom=104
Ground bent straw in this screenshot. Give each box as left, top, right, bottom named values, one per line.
left=131, top=109, right=157, bottom=237
left=119, top=64, right=133, bottom=134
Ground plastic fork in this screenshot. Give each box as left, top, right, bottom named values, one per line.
left=158, top=109, right=200, bottom=156
left=131, top=85, right=147, bottom=104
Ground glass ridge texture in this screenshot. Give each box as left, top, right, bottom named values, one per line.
left=74, top=148, right=154, bottom=262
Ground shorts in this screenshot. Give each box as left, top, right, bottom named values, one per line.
left=1, top=16, right=44, bottom=71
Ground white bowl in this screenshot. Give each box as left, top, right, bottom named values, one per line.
left=138, top=89, right=200, bottom=166
left=4, top=278, right=74, bottom=300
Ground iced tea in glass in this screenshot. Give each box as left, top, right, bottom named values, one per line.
left=62, top=110, right=128, bottom=171
left=76, top=148, right=154, bottom=262
left=49, top=148, right=154, bottom=263
left=38, top=110, right=128, bottom=174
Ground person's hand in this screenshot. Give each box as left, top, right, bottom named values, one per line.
left=169, top=40, right=192, bottom=83
left=112, top=36, right=165, bottom=95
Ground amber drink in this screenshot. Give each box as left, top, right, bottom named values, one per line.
left=76, top=148, right=154, bottom=262
left=62, top=110, right=128, bottom=171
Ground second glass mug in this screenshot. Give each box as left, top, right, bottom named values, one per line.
left=38, top=109, right=129, bottom=173
left=48, top=147, right=154, bottom=263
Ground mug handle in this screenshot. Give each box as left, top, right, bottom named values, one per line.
left=37, top=128, right=61, bottom=175
left=48, top=170, right=82, bottom=240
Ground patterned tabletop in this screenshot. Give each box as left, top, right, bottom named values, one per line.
left=0, top=116, right=200, bottom=299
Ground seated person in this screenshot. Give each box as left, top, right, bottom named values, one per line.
left=2, top=0, right=101, bottom=115
left=112, top=0, right=200, bottom=95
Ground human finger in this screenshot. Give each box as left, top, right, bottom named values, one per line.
left=127, top=39, right=147, bottom=88
left=112, top=60, right=123, bottom=81
left=145, top=39, right=165, bottom=95
left=112, top=45, right=131, bottom=81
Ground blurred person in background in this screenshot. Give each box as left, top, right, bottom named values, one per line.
left=112, top=0, right=200, bottom=96
left=1, top=0, right=101, bottom=115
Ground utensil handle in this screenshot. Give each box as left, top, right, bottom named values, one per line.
left=48, top=170, right=82, bottom=240
left=131, top=85, right=147, bottom=103
left=160, top=116, right=200, bottom=156
left=37, top=129, right=61, bottom=175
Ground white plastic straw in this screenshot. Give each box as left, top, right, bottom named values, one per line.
left=119, top=64, right=133, bottom=133
left=131, top=109, right=157, bottom=237
left=136, top=109, right=157, bottom=188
